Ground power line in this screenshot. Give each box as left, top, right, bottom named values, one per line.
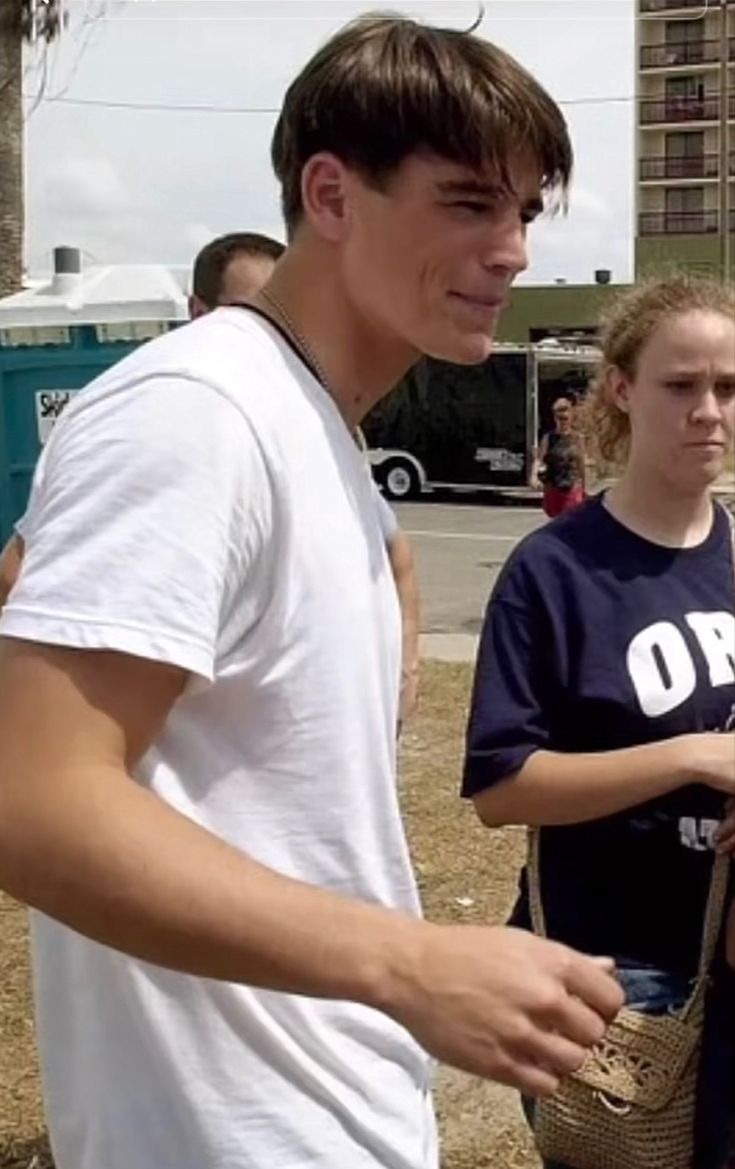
left=22, top=92, right=636, bottom=113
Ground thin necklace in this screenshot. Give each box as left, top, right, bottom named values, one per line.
left=257, top=289, right=363, bottom=448
left=259, top=287, right=331, bottom=392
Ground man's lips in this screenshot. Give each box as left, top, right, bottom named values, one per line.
left=449, top=291, right=507, bottom=310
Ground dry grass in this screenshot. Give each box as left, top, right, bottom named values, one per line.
left=0, top=661, right=538, bottom=1169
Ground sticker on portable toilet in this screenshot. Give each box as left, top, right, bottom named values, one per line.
left=35, top=389, right=78, bottom=444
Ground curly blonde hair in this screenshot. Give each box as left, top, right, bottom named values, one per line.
left=583, top=273, right=735, bottom=469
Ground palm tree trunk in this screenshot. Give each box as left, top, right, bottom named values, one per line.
left=0, top=5, right=23, bottom=298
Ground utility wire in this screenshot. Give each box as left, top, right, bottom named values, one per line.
left=23, top=92, right=637, bottom=112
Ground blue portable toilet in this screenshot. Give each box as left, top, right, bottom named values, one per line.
left=0, top=247, right=189, bottom=544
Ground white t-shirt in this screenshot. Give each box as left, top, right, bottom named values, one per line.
left=0, top=308, right=437, bottom=1169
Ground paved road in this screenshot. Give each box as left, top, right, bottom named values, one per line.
left=393, top=499, right=545, bottom=658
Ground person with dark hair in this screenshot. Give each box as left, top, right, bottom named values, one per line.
left=0, top=15, right=622, bottom=1169
left=188, top=231, right=285, bottom=317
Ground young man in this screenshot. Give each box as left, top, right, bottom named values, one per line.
left=0, top=16, right=623, bottom=1169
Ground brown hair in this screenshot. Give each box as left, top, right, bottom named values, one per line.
left=192, top=232, right=285, bottom=309
left=584, top=273, right=735, bottom=468
left=271, top=13, right=572, bottom=236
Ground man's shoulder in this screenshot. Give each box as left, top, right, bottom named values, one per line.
left=58, top=309, right=289, bottom=430
left=110, top=308, right=280, bottom=385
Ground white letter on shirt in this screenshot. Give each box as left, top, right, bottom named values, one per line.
left=627, top=621, right=696, bottom=718
left=685, top=612, right=735, bottom=688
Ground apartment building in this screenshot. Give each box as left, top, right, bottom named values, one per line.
left=636, top=0, right=734, bottom=278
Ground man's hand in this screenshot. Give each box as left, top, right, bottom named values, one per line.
left=399, top=661, right=419, bottom=725
left=388, top=923, right=623, bottom=1097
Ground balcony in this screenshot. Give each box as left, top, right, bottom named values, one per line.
left=638, top=210, right=733, bottom=235
left=640, top=153, right=720, bottom=179
left=640, top=39, right=735, bottom=69
left=641, top=0, right=729, bottom=10
left=640, top=95, right=731, bottom=124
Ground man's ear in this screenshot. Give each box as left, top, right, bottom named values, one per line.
left=188, top=295, right=210, bottom=320
left=300, top=152, right=353, bottom=243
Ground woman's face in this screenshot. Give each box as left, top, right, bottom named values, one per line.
left=614, top=309, right=735, bottom=493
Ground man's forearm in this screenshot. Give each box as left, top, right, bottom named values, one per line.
left=388, top=530, right=420, bottom=718
left=473, top=738, right=692, bottom=828
left=0, top=533, right=24, bottom=609
left=0, top=757, right=419, bottom=1011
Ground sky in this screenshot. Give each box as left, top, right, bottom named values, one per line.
left=23, top=0, right=636, bottom=285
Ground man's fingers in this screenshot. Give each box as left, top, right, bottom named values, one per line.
left=562, top=954, right=624, bottom=1023
left=549, top=994, right=609, bottom=1050
left=513, top=1029, right=587, bottom=1079
left=509, top=1063, right=561, bottom=1099
left=589, top=956, right=616, bottom=973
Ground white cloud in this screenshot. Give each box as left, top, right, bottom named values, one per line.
left=42, top=156, right=133, bottom=218
left=24, top=0, right=636, bottom=282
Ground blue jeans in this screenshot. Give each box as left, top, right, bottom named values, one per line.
left=523, top=965, right=735, bottom=1169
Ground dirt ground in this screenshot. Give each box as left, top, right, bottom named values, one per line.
left=0, top=660, right=540, bottom=1169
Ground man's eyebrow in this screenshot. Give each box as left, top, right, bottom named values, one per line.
left=435, top=179, right=506, bottom=197
left=434, top=179, right=543, bottom=216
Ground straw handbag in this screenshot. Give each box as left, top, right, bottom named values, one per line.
left=528, top=833, right=730, bottom=1169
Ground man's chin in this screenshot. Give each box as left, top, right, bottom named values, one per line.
left=423, top=330, right=497, bottom=366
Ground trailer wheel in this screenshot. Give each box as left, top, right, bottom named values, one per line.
left=380, top=459, right=420, bottom=501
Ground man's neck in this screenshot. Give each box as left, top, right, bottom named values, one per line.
left=606, top=465, right=714, bottom=548
left=257, top=243, right=419, bottom=429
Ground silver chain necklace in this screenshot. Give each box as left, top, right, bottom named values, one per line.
left=259, top=287, right=331, bottom=392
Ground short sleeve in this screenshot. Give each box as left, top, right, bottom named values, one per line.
left=462, top=565, right=556, bottom=797
left=0, top=374, right=271, bottom=683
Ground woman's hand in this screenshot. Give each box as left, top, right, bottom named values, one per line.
left=683, top=733, right=735, bottom=797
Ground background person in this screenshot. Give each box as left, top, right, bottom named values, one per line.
left=531, top=395, right=586, bottom=517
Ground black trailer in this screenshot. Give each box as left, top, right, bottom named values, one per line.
left=363, top=342, right=598, bottom=500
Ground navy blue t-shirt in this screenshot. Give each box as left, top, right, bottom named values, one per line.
left=463, top=494, right=735, bottom=976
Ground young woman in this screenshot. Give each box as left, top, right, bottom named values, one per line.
left=463, top=275, right=735, bottom=1169
left=532, top=396, right=586, bottom=517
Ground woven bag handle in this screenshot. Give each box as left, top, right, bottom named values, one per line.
left=528, top=833, right=729, bottom=985
left=528, top=500, right=735, bottom=987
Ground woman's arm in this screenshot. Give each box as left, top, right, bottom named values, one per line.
left=473, top=733, right=735, bottom=827
left=530, top=434, right=548, bottom=490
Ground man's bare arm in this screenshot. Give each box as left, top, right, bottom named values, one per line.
left=386, top=529, right=420, bottom=723
left=0, top=636, right=623, bottom=1094
left=0, top=533, right=24, bottom=609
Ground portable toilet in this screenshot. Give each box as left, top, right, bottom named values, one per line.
left=0, top=246, right=189, bottom=544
